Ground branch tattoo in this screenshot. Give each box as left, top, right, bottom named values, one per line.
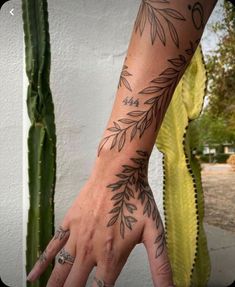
left=135, top=0, right=186, bottom=47
left=54, top=226, right=70, bottom=240
left=106, top=150, right=165, bottom=258
left=38, top=226, right=69, bottom=265
left=39, top=250, right=47, bottom=264
left=118, top=64, right=133, bottom=92
left=98, top=40, right=198, bottom=156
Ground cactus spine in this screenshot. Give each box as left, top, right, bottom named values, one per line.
left=22, top=0, right=56, bottom=286
left=156, top=46, right=210, bottom=286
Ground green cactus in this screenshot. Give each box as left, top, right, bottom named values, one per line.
left=156, top=46, right=210, bottom=286
left=22, top=0, right=56, bottom=286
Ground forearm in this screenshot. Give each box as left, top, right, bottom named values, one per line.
left=92, top=0, right=217, bottom=172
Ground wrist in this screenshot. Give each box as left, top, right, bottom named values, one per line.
left=89, top=146, right=150, bottom=184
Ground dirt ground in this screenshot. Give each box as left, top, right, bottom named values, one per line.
left=201, top=164, right=235, bottom=233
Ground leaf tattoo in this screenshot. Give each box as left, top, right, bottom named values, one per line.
left=118, top=64, right=133, bottom=92
left=97, top=41, right=198, bottom=156
left=135, top=0, right=186, bottom=47
left=154, top=231, right=166, bottom=258
left=39, top=250, right=47, bottom=264
left=54, top=226, right=70, bottom=241
left=106, top=150, right=165, bottom=257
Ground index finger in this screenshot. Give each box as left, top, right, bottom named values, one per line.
left=27, top=225, right=70, bottom=283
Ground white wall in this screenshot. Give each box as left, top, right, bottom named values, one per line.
left=0, top=0, right=223, bottom=286
left=0, top=1, right=163, bottom=286
left=48, top=1, right=164, bottom=286
left=0, top=1, right=23, bottom=286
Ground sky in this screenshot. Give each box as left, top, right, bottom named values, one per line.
left=201, top=0, right=225, bottom=56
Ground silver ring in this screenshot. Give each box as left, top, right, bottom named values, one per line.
left=94, top=276, right=114, bottom=287
left=57, top=248, right=75, bottom=265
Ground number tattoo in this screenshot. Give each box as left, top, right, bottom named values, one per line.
left=122, top=96, right=140, bottom=107
left=98, top=41, right=198, bottom=156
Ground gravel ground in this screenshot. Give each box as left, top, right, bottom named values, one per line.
left=201, top=164, right=235, bottom=233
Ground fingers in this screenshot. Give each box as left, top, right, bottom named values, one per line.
left=27, top=225, right=70, bottom=283
left=143, top=214, right=174, bottom=287
left=63, top=256, right=95, bottom=287
left=91, top=259, right=124, bottom=287
left=91, top=237, right=132, bottom=287
left=46, top=239, right=76, bottom=287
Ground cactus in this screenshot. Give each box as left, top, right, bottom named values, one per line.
left=156, top=46, right=210, bottom=286
left=22, top=0, right=56, bottom=286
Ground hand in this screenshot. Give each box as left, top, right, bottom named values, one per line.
left=27, top=151, right=174, bottom=287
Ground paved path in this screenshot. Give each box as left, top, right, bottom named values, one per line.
left=202, top=164, right=235, bottom=286
left=205, top=224, right=235, bottom=287
left=202, top=164, right=235, bottom=233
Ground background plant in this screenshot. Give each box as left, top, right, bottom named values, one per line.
left=22, top=0, right=56, bottom=286
left=194, top=1, right=235, bottom=152
left=156, top=46, right=210, bottom=286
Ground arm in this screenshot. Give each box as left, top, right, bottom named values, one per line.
left=27, top=1, right=217, bottom=287
left=95, top=0, right=217, bottom=159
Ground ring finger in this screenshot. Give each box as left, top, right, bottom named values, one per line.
left=46, top=239, right=76, bottom=287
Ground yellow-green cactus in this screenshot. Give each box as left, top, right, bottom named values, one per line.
left=156, top=46, right=210, bottom=286
left=22, top=0, right=56, bottom=286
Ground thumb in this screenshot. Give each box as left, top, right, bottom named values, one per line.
left=142, top=213, right=175, bottom=287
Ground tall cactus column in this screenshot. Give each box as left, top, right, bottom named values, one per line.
left=156, top=46, right=210, bottom=286
left=22, top=0, right=56, bottom=286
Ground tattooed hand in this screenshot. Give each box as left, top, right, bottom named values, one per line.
left=27, top=150, right=173, bottom=287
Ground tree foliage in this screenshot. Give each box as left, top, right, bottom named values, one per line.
left=194, top=111, right=235, bottom=151
left=205, top=1, right=235, bottom=138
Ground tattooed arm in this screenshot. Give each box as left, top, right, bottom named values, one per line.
left=96, top=1, right=217, bottom=159
left=27, top=1, right=217, bottom=287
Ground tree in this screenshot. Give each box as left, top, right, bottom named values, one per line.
left=205, top=1, right=235, bottom=136
left=194, top=111, right=235, bottom=152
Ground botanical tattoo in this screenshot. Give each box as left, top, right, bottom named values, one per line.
left=106, top=150, right=165, bottom=258
left=122, top=96, right=140, bottom=107
left=54, top=226, right=69, bottom=240
left=39, top=250, right=47, bottom=264
left=188, top=2, right=204, bottom=30
left=135, top=0, right=186, bottom=47
left=118, top=64, right=132, bottom=92
left=98, top=41, right=198, bottom=156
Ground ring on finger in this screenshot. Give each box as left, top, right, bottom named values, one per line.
left=57, top=248, right=75, bottom=265
left=94, top=276, right=114, bottom=287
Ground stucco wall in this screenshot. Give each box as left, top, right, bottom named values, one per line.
left=0, top=0, right=223, bottom=286
left=48, top=1, right=164, bottom=286
left=0, top=1, right=23, bottom=286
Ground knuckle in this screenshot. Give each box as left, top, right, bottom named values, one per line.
left=62, top=216, right=70, bottom=228
left=62, top=212, right=73, bottom=227
left=99, top=237, right=118, bottom=269
left=79, top=242, right=93, bottom=261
